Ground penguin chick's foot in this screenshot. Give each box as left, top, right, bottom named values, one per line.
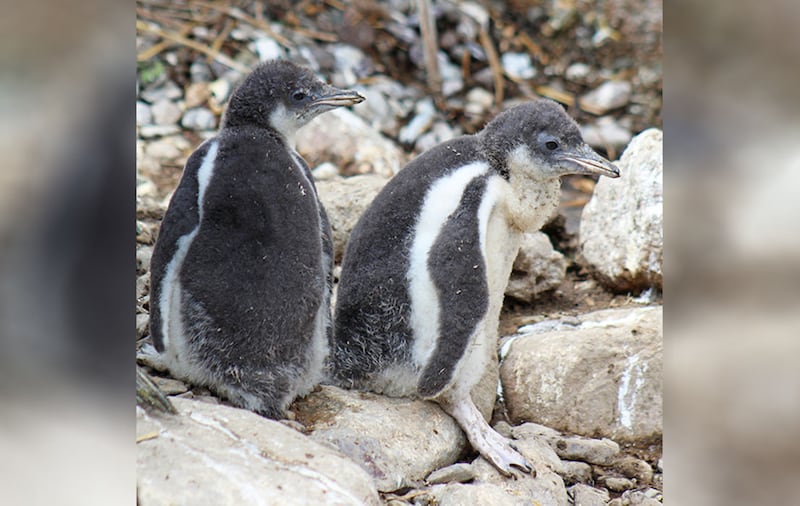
left=438, top=394, right=534, bottom=478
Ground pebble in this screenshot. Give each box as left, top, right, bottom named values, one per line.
left=136, top=246, right=153, bottom=271
left=552, top=436, right=620, bottom=465
left=151, top=99, right=182, bottom=126
left=568, top=483, right=610, bottom=506
left=415, top=121, right=457, bottom=153
left=254, top=36, right=284, bottom=62
left=398, top=97, right=436, bottom=144
left=151, top=376, right=189, bottom=395
left=136, top=275, right=149, bottom=301
left=190, top=61, right=213, bottom=83
left=426, top=463, right=476, bottom=485
left=138, top=125, right=181, bottom=138
left=612, top=455, right=654, bottom=485
left=311, top=162, right=340, bottom=181
left=558, top=460, right=593, bottom=484
left=331, top=44, right=368, bottom=87
left=136, top=313, right=150, bottom=341
left=565, top=62, right=591, bottom=82
left=182, top=107, right=217, bottom=131
left=580, top=116, right=633, bottom=150
left=580, top=80, right=632, bottom=114
left=184, top=82, right=211, bottom=109
left=145, top=136, right=189, bottom=160
left=464, top=87, right=494, bottom=116
left=438, top=52, right=464, bottom=96
left=501, top=52, right=536, bottom=80
left=140, top=79, right=183, bottom=103
left=137, top=101, right=153, bottom=126
left=209, top=78, right=233, bottom=104
left=602, top=476, right=635, bottom=493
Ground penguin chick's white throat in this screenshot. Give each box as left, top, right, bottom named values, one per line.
left=330, top=99, right=619, bottom=477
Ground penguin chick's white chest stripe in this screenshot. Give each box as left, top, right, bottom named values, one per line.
left=408, top=161, right=490, bottom=368
left=159, top=140, right=219, bottom=350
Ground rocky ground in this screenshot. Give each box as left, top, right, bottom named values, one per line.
left=136, top=1, right=662, bottom=504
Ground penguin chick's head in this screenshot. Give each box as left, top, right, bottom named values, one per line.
left=222, top=60, right=364, bottom=138
left=480, top=100, right=620, bottom=180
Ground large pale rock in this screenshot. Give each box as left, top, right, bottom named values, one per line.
left=500, top=306, right=662, bottom=443
left=297, top=108, right=406, bottom=177
left=137, top=397, right=380, bottom=506
left=505, top=232, right=567, bottom=301
left=293, top=386, right=467, bottom=492
left=580, top=128, right=663, bottom=293
left=316, top=175, right=388, bottom=263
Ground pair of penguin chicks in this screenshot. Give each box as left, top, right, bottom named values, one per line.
left=149, top=60, right=619, bottom=477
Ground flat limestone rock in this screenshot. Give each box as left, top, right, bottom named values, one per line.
left=293, top=385, right=467, bottom=492
left=501, top=306, right=662, bottom=443
left=137, top=397, right=380, bottom=506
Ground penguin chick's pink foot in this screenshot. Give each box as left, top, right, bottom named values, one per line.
left=439, top=393, right=534, bottom=478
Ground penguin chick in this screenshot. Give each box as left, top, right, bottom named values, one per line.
left=149, top=60, right=364, bottom=419
left=330, top=100, right=618, bottom=475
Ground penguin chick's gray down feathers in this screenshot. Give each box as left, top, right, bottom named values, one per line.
left=148, top=60, right=364, bottom=419
left=330, top=99, right=619, bottom=476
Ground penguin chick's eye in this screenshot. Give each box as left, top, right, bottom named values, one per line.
left=545, top=140, right=559, bottom=151
left=292, top=91, right=307, bottom=102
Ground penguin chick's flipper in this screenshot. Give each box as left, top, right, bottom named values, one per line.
left=438, top=391, right=534, bottom=478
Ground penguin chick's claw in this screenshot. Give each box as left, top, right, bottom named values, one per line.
left=439, top=394, right=535, bottom=478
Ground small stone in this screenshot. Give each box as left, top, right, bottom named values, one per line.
left=501, top=52, right=536, bottom=81
left=136, top=275, right=149, bottom=301
left=438, top=52, right=464, bottom=96
left=182, top=107, right=217, bottom=131
left=580, top=116, right=633, bottom=151
left=138, top=125, right=181, bottom=138
left=565, top=63, right=591, bottom=82
left=136, top=101, right=153, bottom=126
left=145, top=136, right=188, bottom=160
left=415, top=121, right=457, bottom=153
left=580, top=80, right=632, bottom=114
left=511, top=422, right=562, bottom=440
left=398, top=97, right=436, bottom=144
left=602, top=476, right=635, bottom=492
left=209, top=78, right=233, bottom=103
left=136, top=313, right=150, bottom=340
left=151, top=99, right=182, bottom=126
left=184, top=82, right=211, bottom=109
left=331, top=44, right=368, bottom=87
left=151, top=376, right=189, bottom=395
left=612, top=455, right=653, bottom=485
left=656, top=457, right=663, bottom=473
left=553, top=437, right=620, bottom=465
left=254, top=37, right=284, bottom=62
left=136, top=246, right=153, bottom=271
left=311, top=162, right=340, bottom=181
left=140, top=79, right=183, bottom=103
left=559, top=460, right=593, bottom=485
left=426, top=463, right=476, bottom=484
left=190, top=61, right=213, bottom=83
left=568, top=483, right=610, bottom=506
left=464, top=87, right=494, bottom=116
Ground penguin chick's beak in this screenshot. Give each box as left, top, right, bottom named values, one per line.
left=308, top=87, right=365, bottom=113
left=559, top=144, right=620, bottom=178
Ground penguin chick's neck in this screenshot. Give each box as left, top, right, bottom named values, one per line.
left=268, top=103, right=300, bottom=149
left=502, top=144, right=561, bottom=232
